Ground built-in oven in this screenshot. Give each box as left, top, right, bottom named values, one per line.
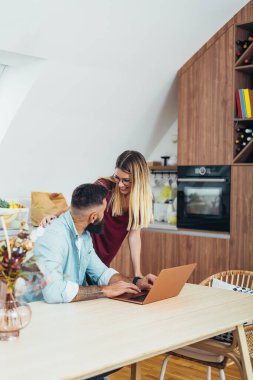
left=177, top=166, right=231, bottom=232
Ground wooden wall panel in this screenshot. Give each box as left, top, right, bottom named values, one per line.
left=140, top=232, right=181, bottom=276
left=230, top=165, right=253, bottom=270
left=178, top=234, right=230, bottom=283
left=178, top=26, right=234, bottom=165
left=234, top=0, right=253, bottom=25
left=111, top=231, right=229, bottom=285
left=111, top=237, right=132, bottom=277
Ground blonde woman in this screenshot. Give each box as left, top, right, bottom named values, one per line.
left=41, top=150, right=153, bottom=277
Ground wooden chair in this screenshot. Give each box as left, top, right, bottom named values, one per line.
left=159, top=270, right=253, bottom=380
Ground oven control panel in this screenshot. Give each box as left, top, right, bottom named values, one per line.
left=196, top=167, right=209, bottom=175
left=178, top=165, right=231, bottom=179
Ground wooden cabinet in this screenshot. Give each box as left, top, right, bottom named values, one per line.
left=229, top=165, right=253, bottom=269
left=177, top=26, right=234, bottom=166
left=178, top=2, right=253, bottom=166
left=111, top=231, right=230, bottom=284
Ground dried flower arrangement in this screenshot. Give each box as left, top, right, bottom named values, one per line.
left=0, top=218, right=45, bottom=296
left=0, top=218, right=46, bottom=340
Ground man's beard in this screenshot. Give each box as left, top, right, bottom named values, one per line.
left=86, top=220, right=104, bottom=234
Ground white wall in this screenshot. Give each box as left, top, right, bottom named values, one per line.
left=0, top=0, right=249, bottom=200
left=0, top=50, right=44, bottom=143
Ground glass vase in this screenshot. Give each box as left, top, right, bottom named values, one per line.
left=0, top=290, right=32, bottom=341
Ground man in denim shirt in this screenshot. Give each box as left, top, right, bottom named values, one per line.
left=30, top=183, right=156, bottom=304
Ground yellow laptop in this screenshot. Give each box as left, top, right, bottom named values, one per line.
left=113, top=263, right=197, bottom=305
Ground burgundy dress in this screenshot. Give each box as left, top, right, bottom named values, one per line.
left=91, top=179, right=129, bottom=266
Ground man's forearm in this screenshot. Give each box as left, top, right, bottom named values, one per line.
left=108, top=273, right=132, bottom=284
left=71, top=285, right=105, bottom=302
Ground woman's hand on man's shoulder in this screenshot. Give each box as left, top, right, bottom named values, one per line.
left=40, top=215, right=57, bottom=227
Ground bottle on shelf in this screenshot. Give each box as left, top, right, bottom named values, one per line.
left=243, top=59, right=253, bottom=65
left=235, top=127, right=253, bottom=133
left=168, top=212, right=177, bottom=226
left=235, top=127, right=245, bottom=133
left=239, top=134, right=253, bottom=139
left=235, top=139, right=249, bottom=147
left=236, top=39, right=251, bottom=50
left=166, top=200, right=173, bottom=224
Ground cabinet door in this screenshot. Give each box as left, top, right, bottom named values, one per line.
left=140, top=231, right=229, bottom=284
left=112, top=231, right=230, bottom=284
left=178, top=26, right=234, bottom=165
left=230, top=166, right=253, bottom=270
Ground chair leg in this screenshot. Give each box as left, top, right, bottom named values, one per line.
left=159, top=354, right=170, bottom=380
left=219, top=369, right=226, bottom=380
left=206, top=366, right=211, bottom=380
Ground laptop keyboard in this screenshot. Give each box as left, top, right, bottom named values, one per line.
left=129, top=293, right=147, bottom=302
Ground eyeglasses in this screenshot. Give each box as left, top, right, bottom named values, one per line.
left=113, top=174, right=131, bottom=186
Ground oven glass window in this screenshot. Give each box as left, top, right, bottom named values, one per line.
left=184, top=187, right=222, bottom=216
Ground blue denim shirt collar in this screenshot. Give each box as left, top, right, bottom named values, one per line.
left=63, top=210, right=89, bottom=241
left=63, top=210, right=79, bottom=238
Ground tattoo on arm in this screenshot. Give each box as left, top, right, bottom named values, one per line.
left=71, top=285, right=105, bottom=302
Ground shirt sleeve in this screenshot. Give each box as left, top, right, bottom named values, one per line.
left=85, top=237, right=118, bottom=285
left=33, top=230, right=78, bottom=303
left=94, top=178, right=114, bottom=191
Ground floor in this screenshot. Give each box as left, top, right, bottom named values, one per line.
left=110, top=354, right=249, bottom=379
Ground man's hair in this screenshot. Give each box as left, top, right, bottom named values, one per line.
left=71, top=184, right=108, bottom=210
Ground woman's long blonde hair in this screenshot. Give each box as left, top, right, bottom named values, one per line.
left=109, top=150, right=153, bottom=230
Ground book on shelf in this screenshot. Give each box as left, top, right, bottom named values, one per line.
left=239, top=89, right=247, bottom=118
left=236, top=88, right=253, bottom=119
left=247, top=89, right=253, bottom=117
left=243, top=89, right=252, bottom=118
left=235, top=89, right=242, bottom=118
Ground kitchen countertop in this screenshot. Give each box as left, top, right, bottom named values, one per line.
left=145, top=222, right=230, bottom=239
left=1, top=223, right=230, bottom=240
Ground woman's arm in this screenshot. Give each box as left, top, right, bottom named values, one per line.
left=40, top=207, right=69, bottom=227
left=128, top=229, right=143, bottom=277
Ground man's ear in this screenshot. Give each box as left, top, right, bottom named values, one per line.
left=87, top=211, right=97, bottom=224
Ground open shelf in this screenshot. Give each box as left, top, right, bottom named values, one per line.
left=233, top=138, right=253, bottom=163
left=234, top=118, right=253, bottom=122
left=149, top=165, right=177, bottom=173
left=234, top=22, right=253, bottom=164
left=232, top=162, right=253, bottom=166
left=235, top=41, right=253, bottom=67
left=235, top=64, right=253, bottom=73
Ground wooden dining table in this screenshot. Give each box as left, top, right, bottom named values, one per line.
left=1, top=283, right=253, bottom=380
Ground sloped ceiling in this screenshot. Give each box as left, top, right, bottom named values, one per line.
left=0, top=0, right=249, bottom=198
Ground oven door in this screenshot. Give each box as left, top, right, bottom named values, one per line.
left=177, top=178, right=230, bottom=232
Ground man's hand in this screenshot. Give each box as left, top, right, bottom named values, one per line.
left=102, top=281, right=140, bottom=298
left=136, top=273, right=157, bottom=291
left=40, top=215, right=57, bottom=227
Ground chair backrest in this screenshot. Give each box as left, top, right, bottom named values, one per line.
left=200, top=270, right=253, bottom=359
left=200, top=270, right=253, bottom=289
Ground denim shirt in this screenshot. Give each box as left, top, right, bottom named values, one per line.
left=25, top=211, right=118, bottom=303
